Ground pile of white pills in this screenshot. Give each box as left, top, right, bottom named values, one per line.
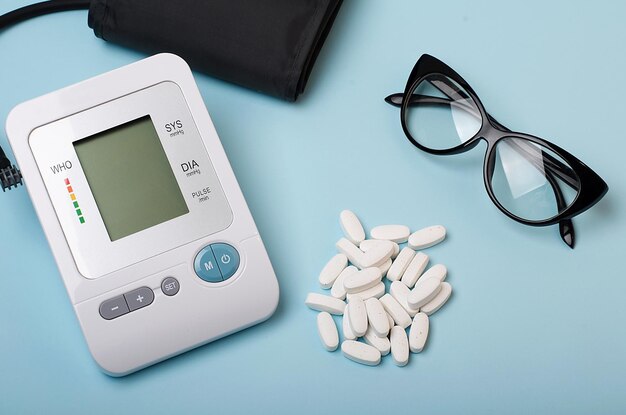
left=304, top=210, right=452, bottom=366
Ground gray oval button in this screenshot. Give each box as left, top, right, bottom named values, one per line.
left=161, top=277, right=180, bottom=296
left=99, top=296, right=130, bottom=320
left=124, top=287, right=154, bottom=311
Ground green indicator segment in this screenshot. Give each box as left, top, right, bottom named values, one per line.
left=76, top=209, right=82, bottom=216
left=79, top=217, right=85, bottom=224
left=73, top=201, right=79, bottom=208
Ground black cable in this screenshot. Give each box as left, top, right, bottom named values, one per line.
left=0, top=0, right=90, bottom=31
left=0, top=0, right=91, bottom=191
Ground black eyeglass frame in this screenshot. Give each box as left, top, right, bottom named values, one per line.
left=386, top=54, right=608, bottom=248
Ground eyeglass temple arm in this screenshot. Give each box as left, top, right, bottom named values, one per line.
left=385, top=92, right=576, bottom=248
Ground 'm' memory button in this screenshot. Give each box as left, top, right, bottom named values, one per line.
left=194, top=246, right=223, bottom=282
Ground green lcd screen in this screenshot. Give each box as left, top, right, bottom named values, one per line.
left=74, top=116, right=189, bottom=241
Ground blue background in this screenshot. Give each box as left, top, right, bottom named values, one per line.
left=1, top=1, right=624, bottom=413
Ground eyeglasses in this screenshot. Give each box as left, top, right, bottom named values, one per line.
left=385, top=54, right=608, bottom=248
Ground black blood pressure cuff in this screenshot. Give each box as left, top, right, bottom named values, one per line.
left=88, top=0, right=342, bottom=101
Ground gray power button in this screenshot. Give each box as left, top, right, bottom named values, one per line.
left=161, top=277, right=180, bottom=296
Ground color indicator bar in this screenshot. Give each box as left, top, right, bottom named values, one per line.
left=65, top=178, right=85, bottom=224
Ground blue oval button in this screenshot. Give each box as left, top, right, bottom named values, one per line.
left=194, top=246, right=223, bottom=282
left=211, top=243, right=240, bottom=280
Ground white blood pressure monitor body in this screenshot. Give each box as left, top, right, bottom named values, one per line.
left=6, top=54, right=279, bottom=376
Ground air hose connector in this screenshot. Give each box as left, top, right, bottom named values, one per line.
left=0, top=164, right=23, bottom=191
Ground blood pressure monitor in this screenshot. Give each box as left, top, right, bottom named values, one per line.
left=5, top=54, right=279, bottom=376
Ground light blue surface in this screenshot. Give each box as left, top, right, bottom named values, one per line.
left=1, top=0, right=624, bottom=413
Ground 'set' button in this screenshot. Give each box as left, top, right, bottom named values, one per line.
left=161, top=277, right=180, bottom=296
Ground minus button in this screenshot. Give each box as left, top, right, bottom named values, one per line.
left=99, top=295, right=130, bottom=320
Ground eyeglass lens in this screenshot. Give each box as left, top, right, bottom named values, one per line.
left=490, top=137, right=580, bottom=221
left=404, top=74, right=482, bottom=150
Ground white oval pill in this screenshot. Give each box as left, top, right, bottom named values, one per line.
left=348, top=296, right=368, bottom=337
left=360, top=241, right=395, bottom=269
left=360, top=239, right=400, bottom=259
left=318, top=253, right=348, bottom=289
left=346, top=282, right=385, bottom=302
left=305, top=293, right=346, bottom=315
left=408, top=225, right=446, bottom=250
left=401, top=252, right=429, bottom=288
left=417, top=264, right=447, bottom=284
left=340, top=210, right=365, bottom=245
left=344, top=267, right=382, bottom=294
left=391, top=244, right=400, bottom=259
left=420, top=282, right=452, bottom=316
left=387, top=247, right=416, bottom=281
left=409, top=312, right=429, bottom=353
left=342, top=304, right=357, bottom=340
left=331, top=266, right=357, bottom=300
left=379, top=294, right=412, bottom=328
left=341, top=340, right=381, bottom=366
left=358, top=239, right=381, bottom=251
left=370, top=224, right=411, bottom=243
left=390, top=326, right=409, bottom=366
left=365, top=297, right=390, bottom=337
left=378, top=258, right=392, bottom=278
left=408, top=278, right=442, bottom=309
left=386, top=311, right=395, bottom=329
left=364, top=326, right=391, bottom=356
left=336, top=238, right=367, bottom=269
left=317, top=312, right=339, bottom=351
left=389, top=281, right=419, bottom=317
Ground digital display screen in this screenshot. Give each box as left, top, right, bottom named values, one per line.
left=74, top=116, right=189, bottom=241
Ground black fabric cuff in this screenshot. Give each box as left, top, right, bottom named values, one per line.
left=88, top=0, right=343, bottom=101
